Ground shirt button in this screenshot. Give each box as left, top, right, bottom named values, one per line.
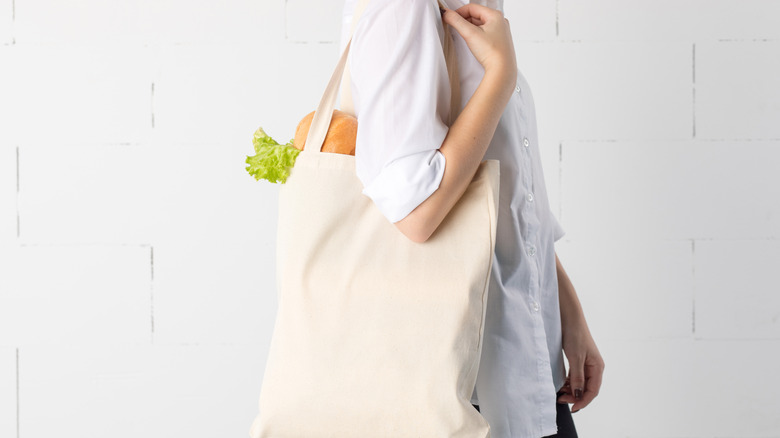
left=527, top=193, right=534, bottom=202
left=523, top=137, right=529, bottom=147
left=531, top=300, right=540, bottom=312
left=527, top=245, right=536, bottom=257
left=515, top=84, right=521, bottom=93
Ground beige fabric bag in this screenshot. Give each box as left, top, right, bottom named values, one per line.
left=249, top=0, right=499, bottom=436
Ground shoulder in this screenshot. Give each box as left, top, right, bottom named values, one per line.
left=362, top=0, right=441, bottom=17
left=354, top=0, right=444, bottom=44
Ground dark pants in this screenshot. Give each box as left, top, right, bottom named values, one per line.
left=471, top=390, right=578, bottom=438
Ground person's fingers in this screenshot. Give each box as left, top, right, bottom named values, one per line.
left=560, top=378, right=572, bottom=394
left=571, top=379, right=594, bottom=412
left=571, top=359, right=604, bottom=412
left=443, top=2, right=501, bottom=35
left=557, top=392, right=575, bottom=404
left=441, top=5, right=478, bottom=39
left=572, top=373, right=598, bottom=412
left=451, top=3, right=501, bottom=23
left=567, top=355, right=586, bottom=409
left=556, top=376, right=575, bottom=403
left=586, top=360, right=604, bottom=398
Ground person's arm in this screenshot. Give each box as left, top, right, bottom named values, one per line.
left=395, top=69, right=514, bottom=242
left=555, top=251, right=605, bottom=413
left=395, top=4, right=517, bottom=243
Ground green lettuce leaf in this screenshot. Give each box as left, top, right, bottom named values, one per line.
left=245, top=127, right=300, bottom=184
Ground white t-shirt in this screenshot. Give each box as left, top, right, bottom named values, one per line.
left=341, top=1, right=568, bottom=437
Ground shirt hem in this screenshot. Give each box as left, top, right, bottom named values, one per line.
left=539, top=425, right=559, bottom=438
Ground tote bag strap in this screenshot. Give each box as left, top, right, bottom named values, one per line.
left=304, top=0, right=461, bottom=155
left=337, top=0, right=370, bottom=117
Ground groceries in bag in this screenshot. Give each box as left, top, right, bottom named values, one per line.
left=245, top=109, right=357, bottom=184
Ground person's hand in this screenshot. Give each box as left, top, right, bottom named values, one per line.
left=441, top=3, right=517, bottom=84
left=557, top=322, right=605, bottom=413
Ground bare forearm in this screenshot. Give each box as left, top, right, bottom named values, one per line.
left=396, top=69, right=515, bottom=242
left=556, top=252, right=589, bottom=332
left=555, top=251, right=605, bottom=409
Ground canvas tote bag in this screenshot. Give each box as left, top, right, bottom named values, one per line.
left=249, top=0, right=500, bottom=436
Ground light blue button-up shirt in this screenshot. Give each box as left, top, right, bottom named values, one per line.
left=341, top=0, right=567, bottom=436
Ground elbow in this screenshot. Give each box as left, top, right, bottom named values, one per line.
left=403, top=228, right=432, bottom=244
left=397, top=225, right=432, bottom=244
left=393, top=210, right=435, bottom=244
left=391, top=186, right=450, bottom=243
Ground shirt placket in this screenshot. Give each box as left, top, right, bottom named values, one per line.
left=516, top=86, right=541, bottom=317
left=516, top=79, right=556, bottom=432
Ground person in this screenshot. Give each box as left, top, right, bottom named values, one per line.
left=339, top=0, right=605, bottom=437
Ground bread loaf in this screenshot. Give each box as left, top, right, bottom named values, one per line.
left=293, top=109, right=357, bottom=156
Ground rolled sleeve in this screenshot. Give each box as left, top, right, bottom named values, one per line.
left=348, top=0, right=451, bottom=224
left=362, top=149, right=446, bottom=223
left=550, top=208, right=566, bottom=243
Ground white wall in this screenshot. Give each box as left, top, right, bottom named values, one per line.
left=0, top=0, right=778, bottom=436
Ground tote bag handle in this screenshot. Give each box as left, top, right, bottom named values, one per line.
left=304, top=0, right=461, bottom=155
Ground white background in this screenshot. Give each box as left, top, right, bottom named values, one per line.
left=1, top=0, right=779, bottom=436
